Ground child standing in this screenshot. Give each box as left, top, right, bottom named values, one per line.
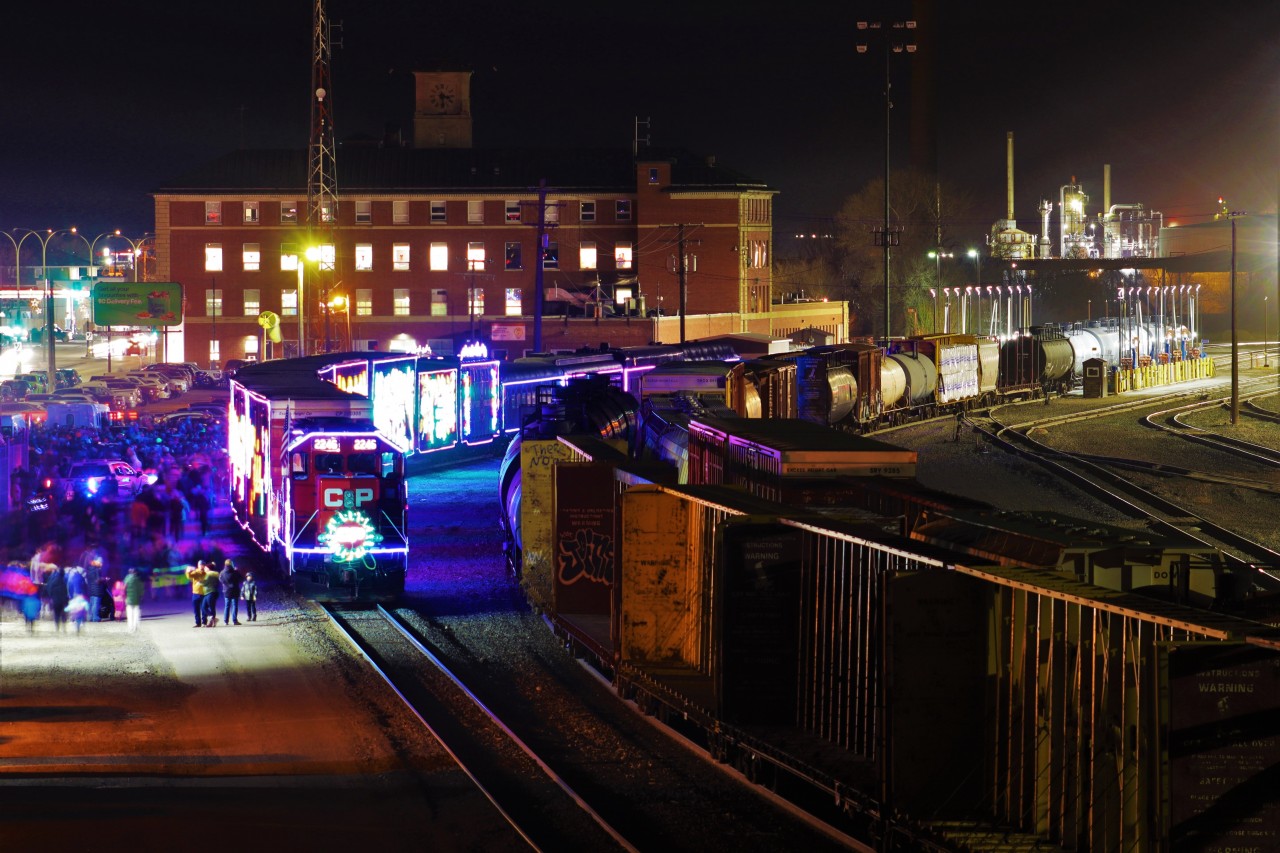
left=241, top=572, right=258, bottom=622
left=66, top=594, right=89, bottom=634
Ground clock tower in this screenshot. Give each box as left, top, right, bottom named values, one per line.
left=413, top=71, right=473, bottom=149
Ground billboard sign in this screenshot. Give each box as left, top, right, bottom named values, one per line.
left=92, top=281, right=184, bottom=327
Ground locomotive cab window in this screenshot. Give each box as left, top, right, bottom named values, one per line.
left=315, top=452, right=344, bottom=475
left=381, top=451, right=396, bottom=478
left=291, top=452, right=309, bottom=479
left=347, top=452, right=377, bottom=476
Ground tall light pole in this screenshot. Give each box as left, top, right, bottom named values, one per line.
left=1266, top=295, right=1270, bottom=368
left=927, top=250, right=952, bottom=332
left=12, top=228, right=72, bottom=392
left=858, top=19, right=915, bottom=340
left=967, top=249, right=983, bottom=333
left=1227, top=210, right=1246, bottom=425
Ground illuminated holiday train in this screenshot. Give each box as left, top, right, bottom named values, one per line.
left=229, top=357, right=409, bottom=600
left=312, top=342, right=740, bottom=454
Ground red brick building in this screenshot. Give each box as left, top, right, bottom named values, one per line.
left=152, top=73, right=846, bottom=366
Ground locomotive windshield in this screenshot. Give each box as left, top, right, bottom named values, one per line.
left=347, top=452, right=377, bottom=475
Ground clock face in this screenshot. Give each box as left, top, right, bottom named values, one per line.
left=428, top=81, right=458, bottom=114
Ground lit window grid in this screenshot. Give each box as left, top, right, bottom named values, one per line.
left=356, top=288, right=373, bottom=316
left=204, top=244, right=223, bottom=272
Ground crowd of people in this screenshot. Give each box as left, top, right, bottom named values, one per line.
left=4, top=409, right=242, bottom=632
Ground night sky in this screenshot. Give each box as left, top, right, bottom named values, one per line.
left=2, top=0, right=1276, bottom=242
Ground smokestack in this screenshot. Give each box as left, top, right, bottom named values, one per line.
left=1007, top=132, right=1015, bottom=220
left=1103, top=164, right=1111, bottom=212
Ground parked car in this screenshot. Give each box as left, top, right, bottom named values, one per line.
left=55, top=368, right=81, bottom=387
left=27, top=325, right=69, bottom=343
left=183, top=401, right=230, bottom=416
left=61, top=459, right=147, bottom=502
left=156, top=410, right=223, bottom=428
left=118, top=373, right=169, bottom=402
left=1, top=379, right=33, bottom=400
left=14, top=373, right=48, bottom=393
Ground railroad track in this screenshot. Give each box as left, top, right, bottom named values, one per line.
left=968, top=406, right=1280, bottom=579
left=1143, top=390, right=1280, bottom=467
left=320, top=602, right=636, bottom=852
left=320, top=603, right=865, bottom=853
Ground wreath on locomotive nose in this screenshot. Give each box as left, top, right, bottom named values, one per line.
left=318, top=491, right=384, bottom=562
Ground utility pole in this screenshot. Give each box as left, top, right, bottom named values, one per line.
left=526, top=180, right=560, bottom=353
left=663, top=224, right=700, bottom=344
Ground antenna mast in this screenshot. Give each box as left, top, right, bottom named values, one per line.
left=307, top=0, right=340, bottom=352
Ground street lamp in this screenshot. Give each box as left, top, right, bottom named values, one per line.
left=966, top=249, right=983, bottom=333
left=11, top=228, right=75, bottom=393
left=858, top=18, right=916, bottom=340
left=927, top=250, right=953, bottom=332
left=328, top=294, right=351, bottom=351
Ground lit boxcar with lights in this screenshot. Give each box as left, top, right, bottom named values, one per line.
left=229, top=357, right=408, bottom=599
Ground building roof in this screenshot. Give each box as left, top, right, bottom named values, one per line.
left=156, top=146, right=773, bottom=195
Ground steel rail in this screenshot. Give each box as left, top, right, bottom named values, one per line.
left=319, top=602, right=636, bottom=853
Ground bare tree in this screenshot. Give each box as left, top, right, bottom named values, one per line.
left=833, top=171, right=980, bottom=336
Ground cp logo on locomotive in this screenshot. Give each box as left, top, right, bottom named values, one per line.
left=322, top=487, right=375, bottom=509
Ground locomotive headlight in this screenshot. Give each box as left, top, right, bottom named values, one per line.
left=319, top=509, right=384, bottom=563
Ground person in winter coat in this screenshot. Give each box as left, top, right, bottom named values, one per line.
left=43, top=565, right=69, bottom=631
left=185, top=563, right=210, bottom=627
left=123, top=568, right=145, bottom=633
left=241, top=572, right=258, bottom=622
left=219, top=560, right=241, bottom=626
left=200, top=563, right=220, bottom=627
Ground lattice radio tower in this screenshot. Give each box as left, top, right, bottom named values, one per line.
left=306, top=0, right=341, bottom=352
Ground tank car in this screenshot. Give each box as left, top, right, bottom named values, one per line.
left=997, top=326, right=1076, bottom=397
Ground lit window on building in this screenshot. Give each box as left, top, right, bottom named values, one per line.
left=505, top=242, right=522, bottom=270
left=542, top=241, right=558, bottom=270
left=243, top=289, right=260, bottom=316
left=282, top=289, right=297, bottom=316
left=392, top=200, right=409, bottom=224
left=468, top=287, right=484, bottom=316
left=467, top=200, right=483, bottom=224
left=393, top=288, right=410, bottom=316
left=580, top=241, right=597, bottom=270
left=204, top=244, right=223, bottom=272
left=430, top=242, right=448, bottom=271
left=317, top=244, right=336, bottom=272
left=355, top=200, right=372, bottom=224
left=280, top=201, right=298, bottom=224
left=355, top=244, right=373, bottom=271
left=467, top=242, right=485, bottom=271
left=505, top=288, right=522, bottom=316
left=544, top=204, right=559, bottom=224
left=243, top=201, right=259, bottom=224
left=393, top=243, right=411, bottom=272
left=356, top=288, right=373, bottom=316
left=431, top=289, right=448, bottom=317
left=615, top=242, right=633, bottom=270
left=205, top=288, right=223, bottom=317
left=242, top=243, right=260, bottom=272
left=245, top=335, right=259, bottom=355
left=205, top=202, right=222, bottom=224
left=505, top=201, right=521, bottom=222
left=280, top=243, right=298, bottom=272
left=209, top=339, right=220, bottom=365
